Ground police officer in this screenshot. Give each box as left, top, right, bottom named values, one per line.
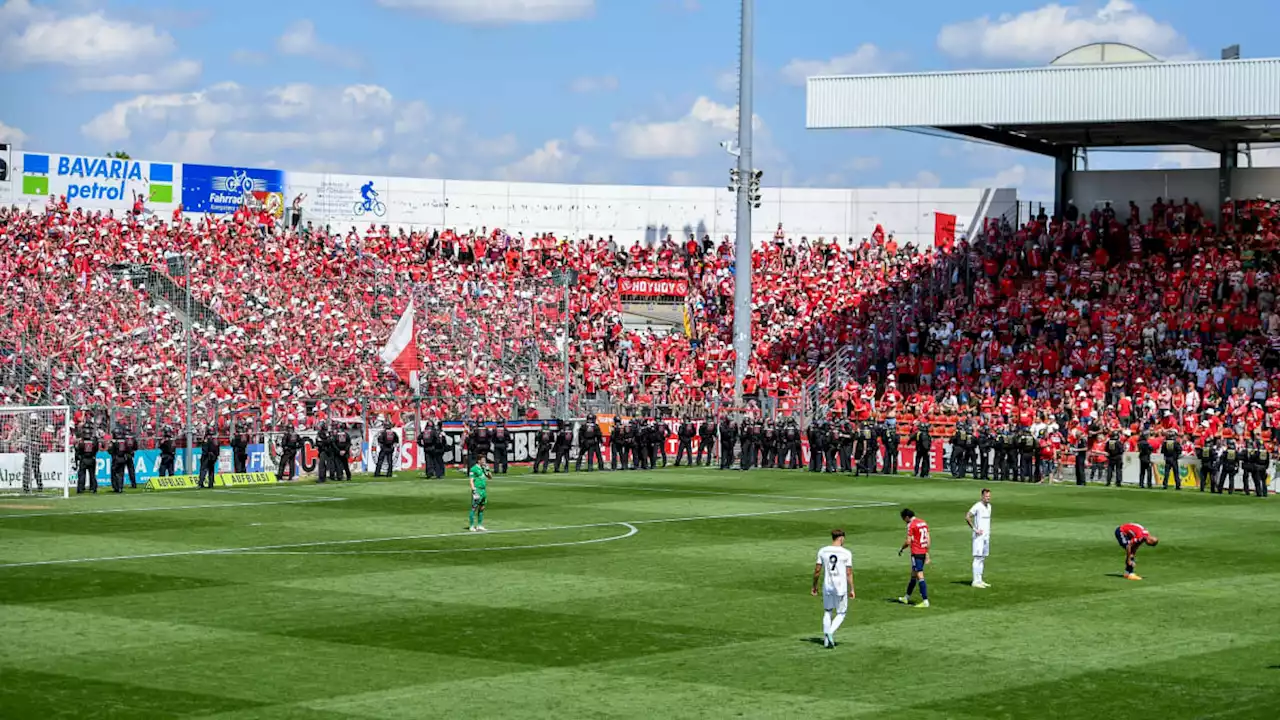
left=1195, top=433, right=1219, bottom=494
left=806, top=421, right=823, bottom=473
left=492, top=420, right=510, bottom=474
left=1221, top=438, right=1241, bottom=494
left=1160, top=430, right=1182, bottom=490
left=473, top=422, right=493, bottom=467
left=649, top=419, right=666, bottom=469
left=231, top=423, right=251, bottom=474
left=1073, top=430, right=1088, bottom=486
left=534, top=421, right=556, bottom=473
left=975, top=425, right=993, bottom=480
left=698, top=416, right=718, bottom=467
left=108, top=427, right=129, bottom=493
left=1104, top=431, right=1125, bottom=487
left=374, top=423, right=399, bottom=477
left=951, top=422, right=971, bottom=479
left=1251, top=434, right=1270, bottom=498
left=578, top=415, right=605, bottom=471
left=740, top=418, right=758, bottom=471
left=993, top=426, right=1011, bottom=482
left=158, top=426, right=177, bottom=477
left=761, top=421, right=779, bottom=469
left=278, top=425, right=302, bottom=481
left=75, top=425, right=100, bottom=494
left=719, top=416, right=738, bottom=470
left=913, top=422, right=932, bottom=477
left=334, top=423, right=353, bottom=481
left=428, top=421, right=449, bottom=478
left=630, top=419, right=649, bottom=469
left=315, top=422, right=334, bottom=483
left=783, top=419, right=802, bottom=470
left=675, top=417, right=696, bottom=466
left=1136, top=428, right=1154, bottom=488
left=123, top=426, right=139, bottom=489
left=198, top=427, right=219, bottom=488
left=882, top=419, right=900, bottom=474
left=553, top=420, right=574, bottom=473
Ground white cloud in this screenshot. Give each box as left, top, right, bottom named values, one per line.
left=938, top=0, right=1189, bottom=64
left=889, top=170, right=942, bottom=189
left=968, top=163, right=1055, bottom=198
left=666, top=170, right=699, bottom=186
left=571, top=126, right=600, bottom=150
left=0, top=120, right=29, bottom=146
left=780, top=44, right=899, bottom=84
left=613, top=96, right=758, bottom=159
left=71, top=59, right=202, bottom=93
left=375, top=0, right=594, bottom=24
left=568, top=75, right=618, bottom=93
left=276, top=19, right=361, bottom=68
left=714, top=70, right=738, bottom=94
left=1, top=6, right=174, bottom=67
left=849, top=156, right=881, bottom=172
left=497, top=140, right=580, bottom=182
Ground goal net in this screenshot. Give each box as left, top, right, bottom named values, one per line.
left=0, top=406, right=72, bottom=499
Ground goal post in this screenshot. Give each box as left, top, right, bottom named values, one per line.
left=0, top=406, right=72, bottom=499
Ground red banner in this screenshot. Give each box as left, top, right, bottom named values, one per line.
left=618, top=277, right=689, bottom=297
left=934, top=212, right=957, bottom=251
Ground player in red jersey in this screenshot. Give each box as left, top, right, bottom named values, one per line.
left=1115, top=522, right=1159, bottom=580
left=897, top=508, right=931, bottom=607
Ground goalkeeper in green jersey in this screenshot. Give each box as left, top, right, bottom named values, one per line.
left=468, top=457, right=490, bottom=532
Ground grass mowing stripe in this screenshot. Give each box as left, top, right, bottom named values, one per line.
left=0, top=496, right=347, bottom=520
left=0, top=501, right=892, bottom=569
left=498, top=477, right=868, bottom=503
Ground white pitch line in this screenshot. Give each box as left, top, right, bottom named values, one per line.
left=0, top=496, right=347, bottom=521
left=499, top=477, right=878, bottom=504
left=0, top=501, right=893, bottom=569
left=238, top=523, right=640, bottom=556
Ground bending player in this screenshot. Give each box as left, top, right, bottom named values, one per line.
left=1115, top=522, right=1158, bottom=580
left=898, top=508, right=931, bottom=607
left=811, top=529, right=855, bottom=648
left=468, top=457, right=490, bottom=532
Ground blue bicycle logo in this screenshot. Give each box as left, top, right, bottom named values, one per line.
left=218, top=170, right=255, bottom=194
left=354, top=183, right=387, bottom=217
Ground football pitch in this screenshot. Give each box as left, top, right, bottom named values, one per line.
left=1, top=467, right=1278, bottom=719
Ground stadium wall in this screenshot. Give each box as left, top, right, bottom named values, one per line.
left=1070, top=167, right=1280, bottom=217
left=3, top=148, right=1014, bottom=247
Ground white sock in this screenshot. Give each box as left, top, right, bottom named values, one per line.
left=822, top=612, right=832, bottom=636
left=829, top=612, right=846, bottom=636
left=973, top=557, right=982, bottom=584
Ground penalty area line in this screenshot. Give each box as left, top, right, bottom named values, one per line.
left=0, top=501, right=893, bottom=569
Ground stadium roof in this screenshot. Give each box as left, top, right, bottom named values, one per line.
left=805, top=52, right=1280, bottom=156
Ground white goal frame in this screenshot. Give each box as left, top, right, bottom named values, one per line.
left=0, top=405, right=73, bottom=499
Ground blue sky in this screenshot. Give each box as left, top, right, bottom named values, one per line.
left=1, top=0, right=1277, bottom=199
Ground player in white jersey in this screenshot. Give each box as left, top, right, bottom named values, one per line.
left=811, top=529, right=855, bottom=648
left=965, top=488, right=992, bottom=588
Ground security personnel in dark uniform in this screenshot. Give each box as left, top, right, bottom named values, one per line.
left=158, top=427, right=177, bottom=477
left=761, top=421, right=779, bottom=469
left=739, top=418, right=758, bottom=471
left=473, top=422, right=493, bottom=467
left=806, top=421, right=823, bottom=473
left=853, top=421, right=873, bottom=477
left=1137, top=429, right=1154, bottom=488
left=1220, top=438, right=1241, bottom=493
left=782, top=419, right=802, bottom=469
left=1104, top=431, right=1125, bottom=487
left=373, top=424, right=399, bottom=477
left=553, top=420, right=574, bottom=473
left=1073, top=430, right=1088, bottom=486
left=992, top=426, right=1010, bottom=482
left=675, top=417, right=696, bottom=466
left=824, top=420, right=843, bottom=473
left=229, top=423, right=249, bottom=474
left=975, top=425, right=993, bottom=480
left=123, top=427, right=139, bottom=489
left=719, top=417, right=738, bottom=470
left=1195, top=434, right=1219, bottom=493
left=882, top=420, right=899, bottom=474
left=1251, top=435, right=1270, bottom=498
left=534, top=421, right=556, bottom=473
left=1028, top=432, right=1044, bottom=483
left=334, top=423, right=353, bottom=481
left=649, top=419, right=667, bottom=469
left=578, top=415, right=605, bottom=471
left=428, top=421, right=449, bottom=478
left=913, top=422, right=932, bottom=477
left=278, top=426, right=302, bottom=481
left=1160, top=430, right=1182, bottom=490
left=698, top=416, right=718, bottom=467
left=315, top=422, right=333, bottom=483
left=607, top=420, right=625, bottom=471
left=492, top=420, right=510, bottom=474
left=75, top=426, right=100, bottom=494
left=951, top=422, right=971, bottom=479
left=108, top=428, right=129, bottom=493
left=198, top=428, right=219, bottom=488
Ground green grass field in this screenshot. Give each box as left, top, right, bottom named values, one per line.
left=1, top=466, right=1278, bottom=719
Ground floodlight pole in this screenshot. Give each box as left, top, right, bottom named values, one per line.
left=731, top=0, right=754, bottom=407
left=562, top=273, right=571, bottom=419
left=184, top=256, right=194, bottom=475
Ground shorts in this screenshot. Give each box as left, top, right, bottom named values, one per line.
left=822, top=588, right=848, bottom=614
left=472, top=494, right=487, bottom=510
left=1114, top=527, right=1134, bottom=549
left=911, top=554, right=927, bottom=573
left=972, top=535, right=990, bottom=558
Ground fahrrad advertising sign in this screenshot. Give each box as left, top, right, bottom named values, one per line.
left=182, top=163, right=285, bottom=216
left=16, top=152, right=178, bottom=209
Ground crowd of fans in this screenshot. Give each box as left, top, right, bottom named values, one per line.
left=2, top=189, right=1279, bottom=468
